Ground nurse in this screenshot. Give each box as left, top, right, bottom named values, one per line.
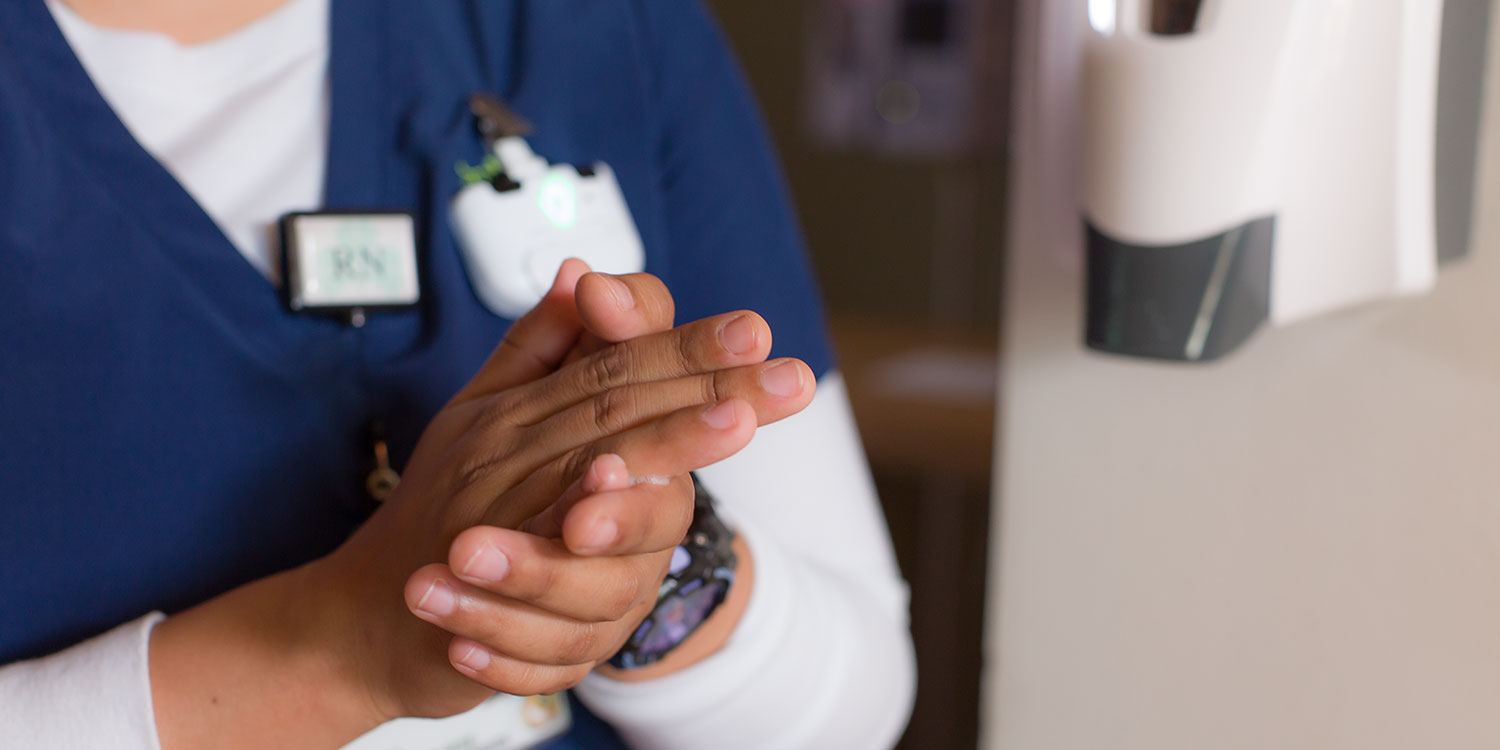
left=0, top=1, right=916, bottom=748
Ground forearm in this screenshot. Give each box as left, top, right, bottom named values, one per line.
left=577, top=374, right=917, bottom=748
left=593, top=535, right=755, bottom=684
left=0, top=561, right=376, bottom=750
left=576, top=523, right=914, bottom=750
left=149, top=561, right=382, bottom=750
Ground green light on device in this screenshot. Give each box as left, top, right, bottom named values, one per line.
left=538, top=174, right=578, bottom=229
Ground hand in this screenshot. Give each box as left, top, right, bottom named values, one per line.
left=403, top=453, right=695, bottom=698
left=143, top=265, right=815, bottom=750
left=312, top=266, right=815, bottom=720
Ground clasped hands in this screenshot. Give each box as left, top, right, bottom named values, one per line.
left=319, top=260, right=814, bottom=721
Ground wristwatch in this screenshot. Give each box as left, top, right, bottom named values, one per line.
left=607, top=476, right=738, bottom=670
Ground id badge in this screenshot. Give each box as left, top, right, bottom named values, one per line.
left=280, top=211, right=421, bottom=317
left=450, top=138, right=645, bottom=319
left=341, top=693, right=571, bottom=750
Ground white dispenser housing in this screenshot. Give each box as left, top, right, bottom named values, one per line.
left=1081, top=0, right=1490, bottom=361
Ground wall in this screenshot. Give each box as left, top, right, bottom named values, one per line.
left=985, top=3, right=1500, bottom=749
left=702, top=0, right=1008, bottom=330
left=705, top=3, right=1008, bottom=747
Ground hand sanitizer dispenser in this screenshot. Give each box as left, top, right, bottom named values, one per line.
left=1082, top=0, right=1490, bottom=361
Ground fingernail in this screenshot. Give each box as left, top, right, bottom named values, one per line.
left=415, top=579, right=456, bottom=617
left=459, top=544, right=510, bottom=584
left=586, top=453, right=630, bottom=493
left=548, top=259, right=588, bottom=300
left=578, top=518, right=619, bottom=553
left=602, top=275, right=635, bottom=311
left=701, top=401, right=739, bottom=430
left=760, top=360, right=804, bottom=398
left=456, top=643, right=491, bottom=672
left=718, top=316, right=757, bottom=355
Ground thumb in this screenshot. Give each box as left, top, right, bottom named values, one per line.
left=563, top=271, right=677, bottom=365
left=450, top=257, right=591, bottom=404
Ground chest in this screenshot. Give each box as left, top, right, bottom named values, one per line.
left=0, top=0, right=669, bottom=662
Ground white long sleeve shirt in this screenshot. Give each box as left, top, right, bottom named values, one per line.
left=0, top=2, right=915, bottom=748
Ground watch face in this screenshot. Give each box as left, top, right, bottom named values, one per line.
left=668, top=545, right=691, bottom=575
left=636, top=579, right=729, bottom=660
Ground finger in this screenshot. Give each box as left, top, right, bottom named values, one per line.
left=558, top=475, right=695, bottom=557
left=447, top=637, right=595, bottom=696
left=445, top=529, right=667, bottom=623
left=521, top=473, right=695, bottom=556
left=590, top=398, right=757, bottom=479
left=405, top=564, right=645, bottom=669
left=575, top=272, right=676, bottom=343
left=547, top=452, right=633, bottom=513
left=507, top=357, right=814, bottom=476
left=563, top=272, right=677, bottom=364
left=564, top=332, right=613, bottom=367
left=516, top=454, right=633, bottom=544
left=494, top=311, right=772, bottom=427
left=450, top=258, right=590, bottom=405
left=479, top=398, right=756, bottom=531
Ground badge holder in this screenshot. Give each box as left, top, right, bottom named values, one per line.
left=279, top=210, right=421, bottom=327
left=450, top=94, right=646, bottom=319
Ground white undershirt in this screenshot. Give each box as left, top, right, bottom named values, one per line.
left=10, top=4, right=915, bottom=749
left=48, top=0, right=329, bottom=282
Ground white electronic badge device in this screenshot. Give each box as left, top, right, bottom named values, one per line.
left=451, top=95, right=646, bottom=319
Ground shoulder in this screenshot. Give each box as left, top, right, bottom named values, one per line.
left=619, top=0, right=722, bottom=44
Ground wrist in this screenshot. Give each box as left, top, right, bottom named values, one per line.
left=594, top=534, right=754, bottom=682
left=287, top=556, right=396, bottom=728
left=148, top=561, right=387, bottom=749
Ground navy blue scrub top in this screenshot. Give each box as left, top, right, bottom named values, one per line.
left=0, top=1, right=832, bottom=745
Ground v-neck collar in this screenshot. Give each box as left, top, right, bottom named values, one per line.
left=0, top=0, right=523, bottom=374
left=45, top=0, right=327, bottom=93
left=0, top=0, right=396, bottom=371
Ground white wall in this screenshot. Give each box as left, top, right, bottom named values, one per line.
left=984, top=4, right=1500, bottom=749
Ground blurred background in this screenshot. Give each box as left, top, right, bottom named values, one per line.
left=703, top=1, right=1010, bottom=747
left=708, top=1, right=1500, bottom=749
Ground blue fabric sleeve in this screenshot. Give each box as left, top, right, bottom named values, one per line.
left=633, top=1, right=836, bottom=378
